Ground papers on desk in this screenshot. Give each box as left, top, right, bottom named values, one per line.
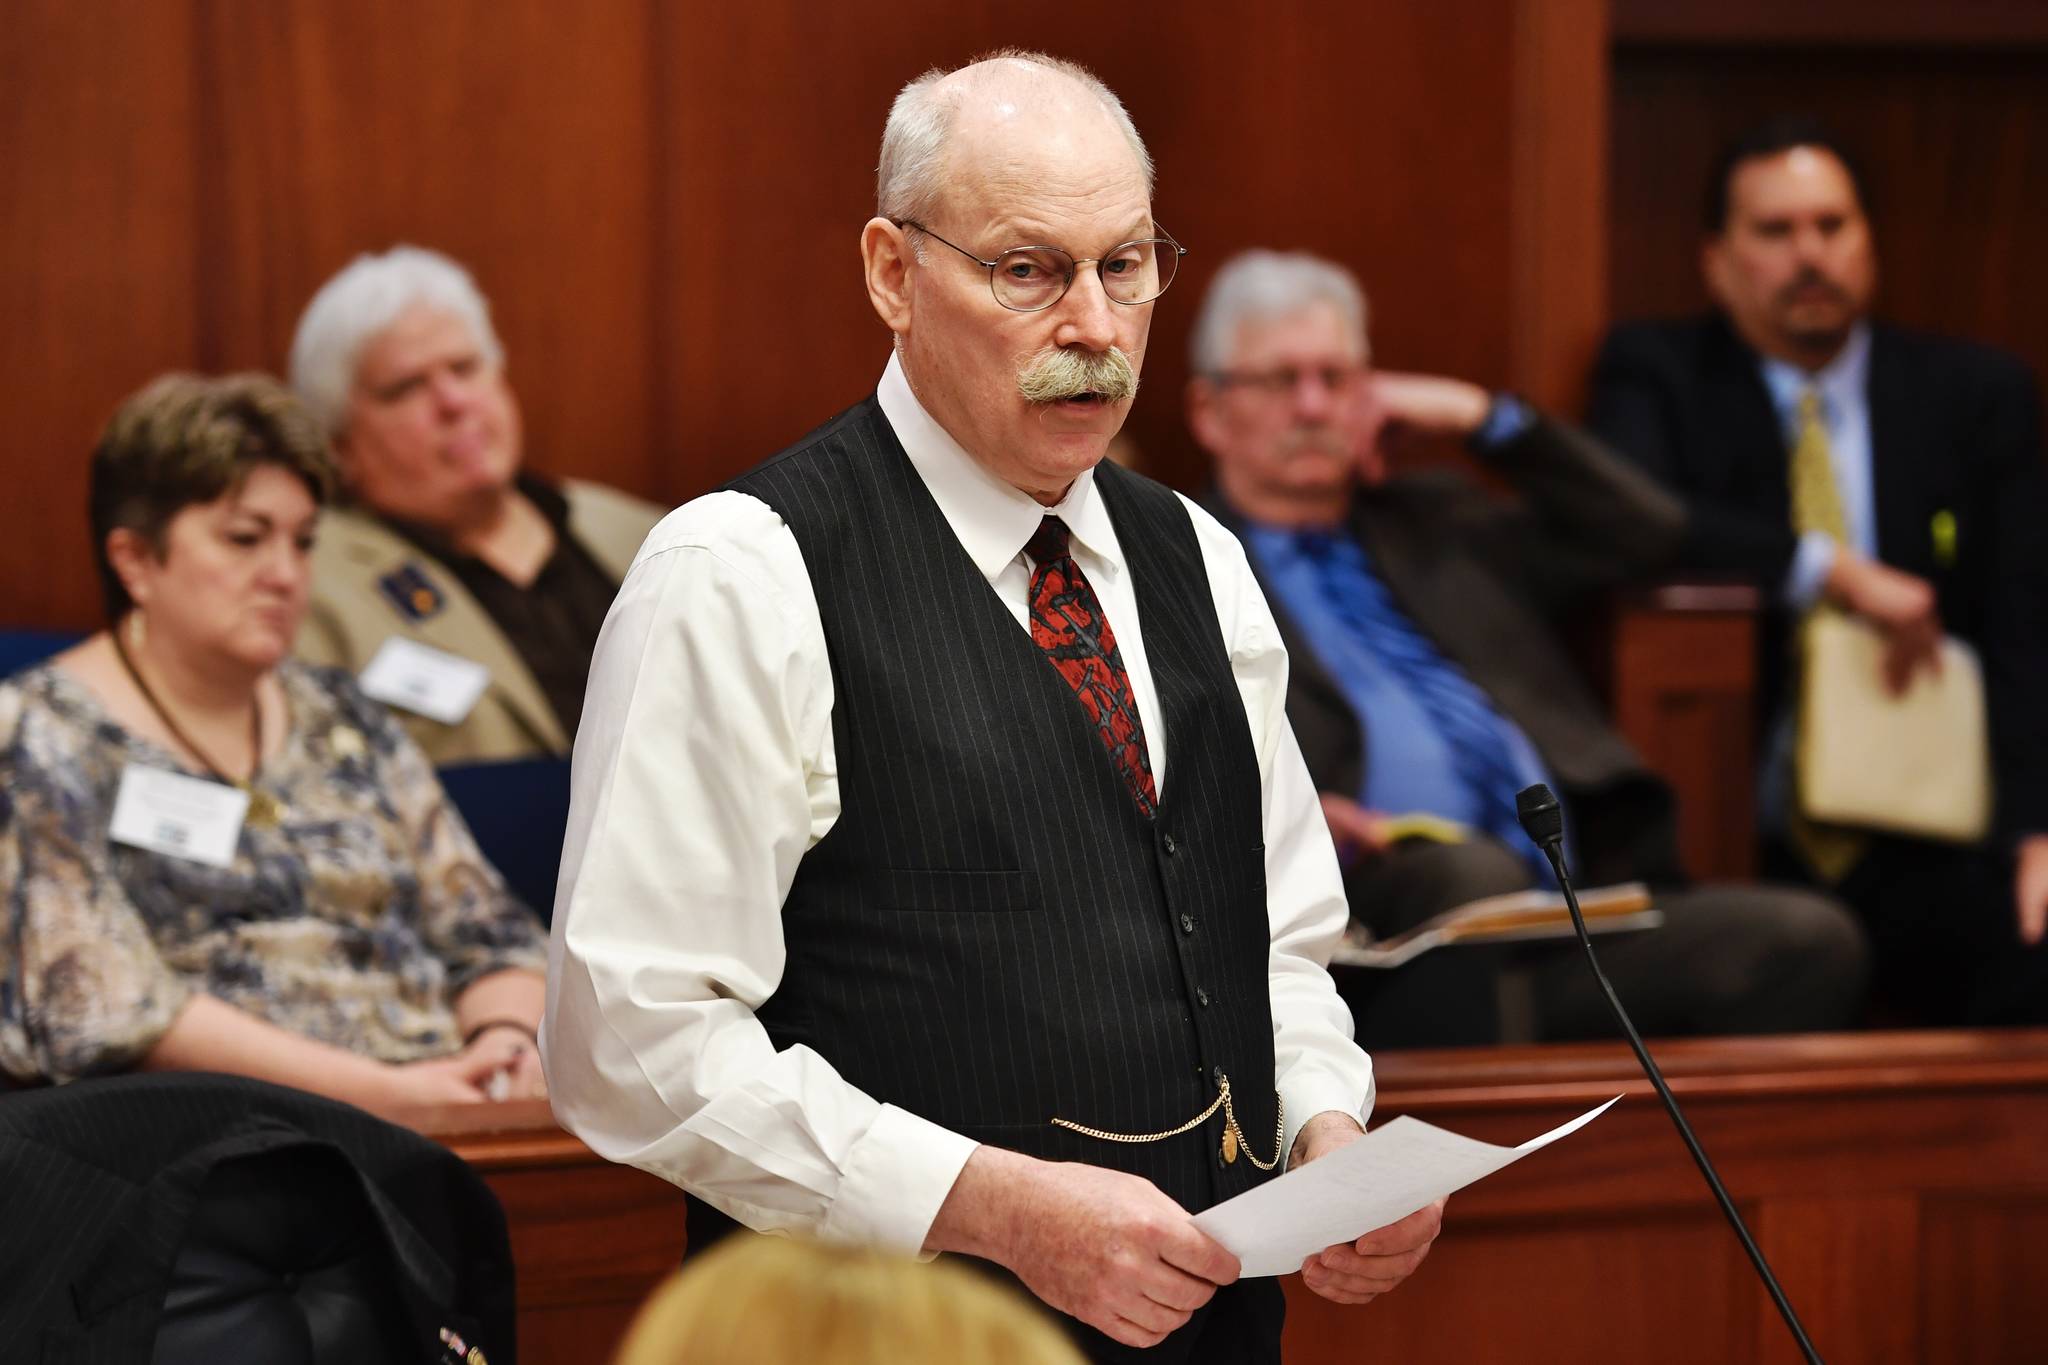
left=1332, top=883, right=1660, bottom=969
left=1192, top=1097, right=1620, bottom=1277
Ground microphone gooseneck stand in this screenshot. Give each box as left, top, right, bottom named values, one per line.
left=1513, top=783, right=1824, bottom=1365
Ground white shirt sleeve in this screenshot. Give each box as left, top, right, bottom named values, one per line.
left=541, top=490, right=976, bottom=1254
left=1177, top=496, right=1377, bottom=1158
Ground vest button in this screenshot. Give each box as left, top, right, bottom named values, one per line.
left=1180, top=913, right=1196, bottom=935
left=1196, top=986, right=1211, bottom=1007
left=1162, top=833, right=1178, bottom=855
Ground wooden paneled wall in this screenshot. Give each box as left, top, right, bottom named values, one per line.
left=0, top=0, right=1606, bottom=632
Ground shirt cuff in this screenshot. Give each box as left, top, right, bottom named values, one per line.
left=1469, top=392, right=1538, bottom=453
left=819, top=1103, right=980, bottom=1256
left=1279, top=1069, right=1377, bottom=1167
left=1783, top=531, right=1838, bottom=611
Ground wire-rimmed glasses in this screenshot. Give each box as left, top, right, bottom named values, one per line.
left=897, top=220, right=1186, bottom=311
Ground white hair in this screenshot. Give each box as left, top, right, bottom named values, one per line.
left=289, top=245, right=505, bottom=437
left=1189, top=249, right=1371, bottom=374
left=876, top=49, right=1155, bottom=231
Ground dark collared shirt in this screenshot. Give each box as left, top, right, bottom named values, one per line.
left=391, top=474, right=619, bottom=741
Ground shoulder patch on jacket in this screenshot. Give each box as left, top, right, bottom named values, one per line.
left=378, top=563, right=445, bottom=623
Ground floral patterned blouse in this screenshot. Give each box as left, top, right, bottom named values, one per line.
left=0, top=660, right=548, bottom=1084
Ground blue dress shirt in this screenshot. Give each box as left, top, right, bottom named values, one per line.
left=1246, top=522, right=1556, bottom=880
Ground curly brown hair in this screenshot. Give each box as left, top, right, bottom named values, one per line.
left=89, top=372, right=334, bottom=621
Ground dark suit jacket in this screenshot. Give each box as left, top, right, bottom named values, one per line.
left=1208, top=415, right=1690, bottom=887
left=0, top=1073, right=515, bottom=1363
left=1588, top=313, right=2048, bottom=837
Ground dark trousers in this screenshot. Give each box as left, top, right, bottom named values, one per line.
left=1338, top=837, right=1870, bottom=1047
left=1765, top=834, right=2048, bottom=1026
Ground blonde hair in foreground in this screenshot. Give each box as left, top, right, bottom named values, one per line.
left=613, top=1236, right=1085, bottom=1365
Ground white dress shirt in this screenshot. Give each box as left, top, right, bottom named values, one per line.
left=543, top=352, right=1374, bottom=1254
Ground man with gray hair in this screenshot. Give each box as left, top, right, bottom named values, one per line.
left=545, top=54, right=1433, bottom=1361
left=290, top=245, right=662, bottom=764
left=1189, top=247, right=1868, bottom=1048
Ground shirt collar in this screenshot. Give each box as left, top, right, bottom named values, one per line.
left=384, top=469, right=567, bottom=570
left=874, top=350, right=1123, bottom=582
left=1758, top=320, right=1872, bottom=422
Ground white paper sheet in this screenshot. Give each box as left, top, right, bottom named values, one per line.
left=1193, top=1096, right=1620, bottom=1277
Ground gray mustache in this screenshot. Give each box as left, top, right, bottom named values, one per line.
left=1016, top=346, right=1140, bottom=404
left=1281, top=430, right=1351, bottom=457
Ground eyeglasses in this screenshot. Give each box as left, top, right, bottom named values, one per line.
left=1208, top=364, right=1369, bottom=397
left=896, top=220, right=1186, bottom=312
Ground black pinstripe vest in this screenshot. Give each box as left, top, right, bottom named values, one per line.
left=728, top=397, right=1278, bottom=1214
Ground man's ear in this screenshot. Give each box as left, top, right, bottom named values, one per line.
left=1700, top=236, right=1731, bottom=308
left=1186, top=375, right=1227, bottom=454
left=105, top=526, right=159, bottom=610
left=862, top=217, right=914, bottom=337
left=327, top=430, right=358, bottom=494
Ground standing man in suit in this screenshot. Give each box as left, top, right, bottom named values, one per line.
left=1588, top=119, right=2048, bottom=1024
left=290, top=246, right=665, bottom=765
left=543, top=54, right=1437, bottom=1363
left=1190, top=248, right=1867, bottom=1049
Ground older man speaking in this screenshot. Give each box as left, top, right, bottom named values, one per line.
left=544, top=52, right=1435, bottom=1360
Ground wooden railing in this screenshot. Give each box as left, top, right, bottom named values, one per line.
left=411, top=1028, right=2048, bottom=1365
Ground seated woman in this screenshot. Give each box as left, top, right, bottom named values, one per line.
left=0, top=373, right=548, bottom=1114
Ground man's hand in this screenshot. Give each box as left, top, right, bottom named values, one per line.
left=1823, top=551, right=1942, bottom=695
left=2016, top=835, right=2048, bottom=945
left=1288, top=1109, right=1366, bottom=1171
left=1370, top=371, right=1492, bottom=440
left=1302, top=1200, right=1446, bottom=1305
left=927, top=1147, right=1240, bottom=1348
left=1320, top=793, right=1392, bottom=868
left=1289, top=1111, right=1445, bottom=1306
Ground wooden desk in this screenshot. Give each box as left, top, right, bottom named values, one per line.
left=412, top=1029, right=2048, bottom=1365
left=1288, top=1030, right=2048, bottom=1365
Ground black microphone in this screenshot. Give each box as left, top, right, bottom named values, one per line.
left=1515, top=783, right=1823, bottom=1365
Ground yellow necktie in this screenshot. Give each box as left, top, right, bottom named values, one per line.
left=1788, top=389, right=1868, bottom=881
left=1790, top=389, right=1849, bottom=544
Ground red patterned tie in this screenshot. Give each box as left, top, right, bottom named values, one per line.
left=1026, top=516, right=1158, bottom=817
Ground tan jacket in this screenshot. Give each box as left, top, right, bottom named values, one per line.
left=297, top=479, right=666, bottom=764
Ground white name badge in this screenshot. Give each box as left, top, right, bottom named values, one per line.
left=359, top=637, right=491, bottom=725
left=109, top=764, right=249, bottom=868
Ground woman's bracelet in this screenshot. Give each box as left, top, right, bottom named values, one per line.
left=462, top=1017, right=540, bottom=1050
